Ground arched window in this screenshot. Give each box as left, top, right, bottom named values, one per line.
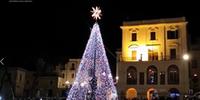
left=127, top=66, right=137, bottom=85
left=168, top=65, right=179, bottom=84
left=147, top=65, right=157, bottom=84
left=70, top=63, right=75, bottom=70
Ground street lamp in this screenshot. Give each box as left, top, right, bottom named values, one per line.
left=116, top=76, right=119, bottom=81
left=114, top=76, right=119, bottom=84
left=183, top=54, right=189, bottom=60
left=65, top=81, right=70, bottom=85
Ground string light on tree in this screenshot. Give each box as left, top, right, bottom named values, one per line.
left=67, top=7, right=118, bottom=100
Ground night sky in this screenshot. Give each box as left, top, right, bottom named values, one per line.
left=3, top=0, right=200, bottom=74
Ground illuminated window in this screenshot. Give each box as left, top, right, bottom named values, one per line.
left=132, top=51, right=137, bottom=60
left=168, top=65, right=179, bottom=84
left=170, top=49, right=176, bottom=59
left=139, top=72, right=144, bottom=84
left=132, top=33, right=137, bottom=41
left=167, top=30, right=178, bottom=39
left=148, top=50, right=158, bottom=61
left=160, top=72, right=165, bottom=84
left=147, top=66, right=157, bottom=84
left=127, top=66, right=137, bottom=85
left=150, top=32, right=156, bottom=40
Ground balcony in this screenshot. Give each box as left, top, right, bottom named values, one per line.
left=118, top=55, right=182, bottom=62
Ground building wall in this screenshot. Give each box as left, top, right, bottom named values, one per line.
left=65, top=59, right=80, bottom=86
left=117, top=17, right=189, bottom=99
left=121, top=18, right=187, bottom=61
left=38, top=76, right=59, bottom=97
left=24, top=71, right=34, bottom=97
left=8, top=67, right=26, bottom=97
left=190, top=49, right=200, bottom=93
left=117, top=60, right=189, bottom=96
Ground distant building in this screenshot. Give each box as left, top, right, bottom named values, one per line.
left=6, top=58, right=80, bottom=99
left=189, top=40, right=200, bottom=93
left=8, top=67, right=26, bottom=97
left=116, top=17, right=189, bottom=100
left=36, top=58, right=80, bottom=98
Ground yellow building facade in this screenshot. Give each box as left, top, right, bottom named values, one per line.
left=116, top=17, right=189, bottom=100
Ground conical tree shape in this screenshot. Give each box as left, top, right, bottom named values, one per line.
left=67, top=23, right=118, bottom=100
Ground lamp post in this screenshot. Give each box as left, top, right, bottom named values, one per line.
left=182, top=54, right=193, bottom=99
left=183, top=54, right=189, bottom=61
left=115, top=76, right=119, bottom=84
left=65, top=81, right=70, bottom=97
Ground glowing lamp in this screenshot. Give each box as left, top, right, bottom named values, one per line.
left=115, top=76, right=119, bottom=80
left=65, top=81, right=70, bottom=85
left=183, top=54, right=189, bottom=60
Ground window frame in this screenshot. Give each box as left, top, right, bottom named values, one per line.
left=131, top=33, right=137, bottom=41
left=127, top=66, right=137, bottom=85
left=150, top=32, right=156, bottom=40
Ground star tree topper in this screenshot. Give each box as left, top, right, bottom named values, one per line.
left=91, top=6, right=102, bottom=20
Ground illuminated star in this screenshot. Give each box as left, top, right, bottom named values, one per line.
left=91, top=6, right=102, bottom=20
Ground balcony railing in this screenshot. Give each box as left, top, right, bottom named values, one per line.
left=118, top=55, right=183, bottom=62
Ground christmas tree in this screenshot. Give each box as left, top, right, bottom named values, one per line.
left=67, top=7, right=118, bottom=100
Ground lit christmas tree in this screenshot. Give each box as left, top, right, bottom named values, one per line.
left=67, top=7, right=118, bottom=100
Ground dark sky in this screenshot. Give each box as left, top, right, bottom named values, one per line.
left=3, top=0, right=200, bottom=73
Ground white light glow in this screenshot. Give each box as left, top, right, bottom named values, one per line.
left=115, top=76, right=119, bottom=80
left=80, top=82, right=85, bottom=87
left=102, top=72, right=106, bottom=76
left=91, top=6, right=102, bottom=20
left=183, top=54, right=189, bottom=60
left=65, top=81, right=70, bottom=85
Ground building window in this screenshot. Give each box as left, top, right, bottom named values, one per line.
left=60, top=65, right=65, bottom=70
left=191, top=60, right=198, bottom=68
left=150, top=32, right=156, bottom=40
left=19, top=74, right=22, bottom=82
left=139, top=72, right=144, bottom=85
left=132, top=33, right=137, bottom=41
left=170, top=49, right=176, bottom=59
left=72, top=73, right=75, bottom=78
left=148, top=49, right=158, bottom=61
left=160, top=72, right=165, bottom=85
left=168, top=65, right=179, bottom=84
left=62, top=74, right=65, bottom=78
left=26, top=80, right=29, bottom=84
left=8, top=73, right=11, bottom=80
left=127, top=66, right=137, bottom=85
left=50, top=80, right=53, bottom=85
left=167, top=30, right=179, bottom=39
left=132, top=51, right=137, bottom=60
left=147, top=65, right=157, bottom=84
left=70, top=63, right=75, bottom=70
